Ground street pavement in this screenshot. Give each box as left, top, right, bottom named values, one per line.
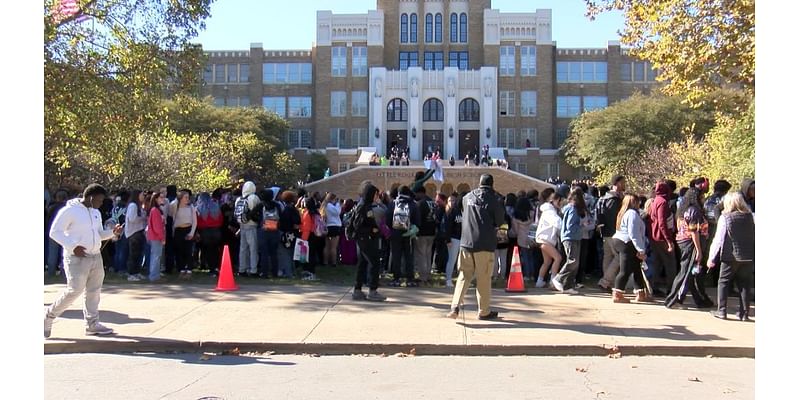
left=44, top=354, right=755, bottom=400
left=43, top=282, right=755, bottom=357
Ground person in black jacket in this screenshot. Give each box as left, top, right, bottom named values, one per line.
left=386, top=186, right=421, bottom=287
left=444, top=193, right=463, bottom=288
left=447, top=174, right=505, bottom=320
left=414, top=186, right=438, bottom=285
left=351, top=182, right=388, bottom=302
left=596, top=175, right=625, bottom=292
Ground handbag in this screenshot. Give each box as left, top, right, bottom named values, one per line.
left=293, top=238, right=309, bottom=263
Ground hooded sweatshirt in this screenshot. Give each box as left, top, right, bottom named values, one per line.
left=49, top=198, right=116, bottom=256
left=238, top=181, right=262, bottom=227
left=740, top=178, right=755, bottom=213
left=648, top=182, right=674, bottom=243
left=535, top=202, right=563, bottom=246
left=353, top=183, right=381, bottom=239
left=459, top=185, right=505, bottom=252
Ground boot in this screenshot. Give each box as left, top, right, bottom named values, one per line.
left=633, top=289, right=652, bottom=303
left=612, top=289, right=630, bottom=303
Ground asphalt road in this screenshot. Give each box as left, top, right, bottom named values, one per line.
left=44, top=353, right=754, bottom=400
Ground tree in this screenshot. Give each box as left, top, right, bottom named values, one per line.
left=306, top=153, right=330, bottom=182
left=585, top=0, right=755, bottom=104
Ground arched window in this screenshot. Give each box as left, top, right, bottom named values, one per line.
left=425, top=13, right=433, bottom=43
left=459, top=13, right=468, bottom=43
left=435, top=13, right=442, bottom=43
left=410, top=13, right=418, bottom=43
left=400, top=14, right=408, bottom=43
left=387, top=98, right=408, bottom=121
left=450, top=13, right=458, bottom=42
left=459, top=98, right=480, bottom=121
left=423, top=98, right=444, bottom=121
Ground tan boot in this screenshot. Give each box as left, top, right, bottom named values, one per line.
left=612, top=289, right=630, bottom=303
left=634, top=289, right=652, bottom=303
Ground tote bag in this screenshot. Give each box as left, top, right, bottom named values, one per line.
left=293, top=238, right=309, bottom=263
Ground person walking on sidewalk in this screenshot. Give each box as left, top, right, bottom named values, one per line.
left=350, top=182, right=388, bottom=302
left=45, top=184, right=123, bottom=338
left=596, top=175, right=625, bottom=293
left=552, top=188, right=587, bottom=295
left=708, top=192, right=755, bottom=321
left=611, top=194, right=650, bottom=303
left=447, top=174, right=505, bottom=320
left=647, top=181, right=678, bottom=297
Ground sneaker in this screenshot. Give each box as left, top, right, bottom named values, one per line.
left=85, top=322, right=114, bottom=336
left=306, top=273, right=319, bottom=281
left=367, top=290, right=387, bottom=302
left=388, top=279, right=401, bottom=287
left=127, top=274, right=141, bottom=282
left=575, top=283, right=585, bottom=289
left=445, top=282, right=454, bottom=289
left=535, top=278, right=546, bottom=288
left=478, top=311, right=499, bottom=320
left=44, top=316, right=53, bottom=339
left=136, top=273, right=146, bottom=280
left=446, top=306, right=460, bottom=319
left=551, top=278, right=564, bottom=292
left=406, top=280, right=419, bottom=287
left=563, top=288, right=580, bottom=295
left=352, top=290, right=367, bottom=301
left=185, top=270, right=192, bottom=275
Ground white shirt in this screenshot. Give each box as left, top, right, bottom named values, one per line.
left=124, top=202, right=147, bottom=237
left=325, top=202, right=342, bottom=227
left=50, top=198, right=115, bottom=256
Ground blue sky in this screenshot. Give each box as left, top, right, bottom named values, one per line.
left=194, top=0, right=625, bottom=50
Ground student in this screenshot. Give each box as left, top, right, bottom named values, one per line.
left=196, top=192, right=224, bottom=277
left=552, top=188, right=587, bottom=294
left=350, top=182, right=388, bottom=302
left=145, top=191, right=166, bottom=282
left=125, top=190, right=148, bottom=281
left=534, top=192, right=564, bottom=288
left=172, top=191, right=198, bottom=276
left=611, top=195, right=650, bottom=303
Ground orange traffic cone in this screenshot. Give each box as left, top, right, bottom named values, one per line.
left=506, top=246, right=527, bottom=293
left=215, top=245, right=239, bottom=291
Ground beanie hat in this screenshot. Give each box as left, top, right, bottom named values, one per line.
left=479, top=174, right=494, bottom=188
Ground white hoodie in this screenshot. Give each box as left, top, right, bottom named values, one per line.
left=535, top=202, right=563, bottom=246
left=49, top=198, right=115, bottom=256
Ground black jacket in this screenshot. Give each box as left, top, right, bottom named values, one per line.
left=459, top=186, right=505, bottom=252
left=416, top=195, right=437, bottom=237
left=446, top=208, right=462, bottom=241
left=595, top=191, right=622, bottom=237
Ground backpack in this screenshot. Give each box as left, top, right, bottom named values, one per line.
left=344, top=204, right=366, bottom=241
left=261, top=203, right=281, bottom=231
left=234, top=195, right=251, bottom=224
left=392, top=200, right=411, bottom=231
left=313, top=213, right=328, bottom=237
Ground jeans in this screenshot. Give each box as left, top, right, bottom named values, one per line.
left=494, top=248, right=508, bottom=279
left=148, top=240, right=163, bottom=281
left=445, top=239, right=461, bottom=284
left=599, top=237, right=620, bottom=288
left=277, top=238, right=295, bottom=278
left=717, top=260, right=754, bottom=318
left=390, top=235, right=414, bottom=280
left=126, top=230, right=145, bottom=276
left=413, top=235, right=435, bottom=281
left=554, top=240, right=582, bottom=290
left=47, top=238, right=62, bottom=276
left=518, top=246, right=534, bottom=279
left=113, top=234, right=128, bottom=273
left=258, top=230, right=281, bottom=277
left=238, top=224, right=259, bottom=274
left=45, top=253, right=105, bottom=327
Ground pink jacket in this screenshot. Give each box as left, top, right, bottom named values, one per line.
left=146, top=207, right=166, bottom=242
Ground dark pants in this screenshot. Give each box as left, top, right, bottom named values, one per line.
left=649, top=240, right=678, bottom=291
left=258, top=230, right=281, bottom=277
left=717, top=260, right=755, bottom=318
left=433, top=237, right=449, bottom=273
left=164, top=216, right=175, bottom=273
left=612, top=239, right=645, bottom=291
left=665, top=240, right=712, bottom=307
left=126, top=230, right=145, bottom=275
left=380, top=238, right=391, bottom=272
left=198, top=227, right=222, bottom=273
left=555, top=240, right=581, bottom=289
left=577, top=238, right=593, bottom=283
left=390, top=235, right=415, bottom=280
left=304, top=235, right=324, bottom=274
left=173, top=227, right=193, bottom=272
left=356, top=237, right=382, bottom=291
left=113, top=234, right=128, bottom=273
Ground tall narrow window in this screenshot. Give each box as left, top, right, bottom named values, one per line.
left=387, top=98, right=408, bottom=121
left=459, top=13, right=467, bottom=43
left=459, top=98, right=480, bottom=121
left=500, top=91, right=516, bottom=116
left=352, top=91, right=368, bottom=117
left=520, top=47, right=536, bottom=76
left=425, top=13, right=433, bottom=43
left=450, top=13, right=458, bottom=42
left=400, top=14, right=408, bottom=43
left=410, top=14, right=418, bottom=43
left=423, top=98, right=444, bottom=121
left=332, top=47, right=347, bottom=77
left=435, top=13, right=442, bottom=43
left=330, top=91, right=346, bottom=117
left=352, top=47, right=367, bottom=76
left=521, top=91, right=537, bottom=116
left=500, top=46, right=515, bottom=76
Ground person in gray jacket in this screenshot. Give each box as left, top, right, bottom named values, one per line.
left=236, top=181, right=261, bottom=276
left=447, top=174, right=506, bottom=320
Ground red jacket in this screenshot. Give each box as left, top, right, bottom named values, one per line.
left=648, top=182, right=674, bottom=243
left=197, top=210, right=224, bottom=229
left=146, top=207, right=166, bottom=242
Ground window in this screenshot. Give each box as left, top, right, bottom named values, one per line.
left=620, top=62, right=632, bottom=82
left=288, top=97, right=312, bottom=118
left=214, top=64, right=225, bottom=83
left=499, top=128, right=536, bottom=149
left=546, top=162, right=560, bottom=177
left=435, top=13, right=442, bottom=43
left=203, top=65, right=213, bottom=83
left=448, top=51, right=469, bottom=70
left=583, top=96, right=608, bottom=112
left=521, top=128, right=537, bottom=148
left=646, top=65, right=657, bottom=81
left=521, top=91, right=537, bottom=116
left=351, top=91, right=368, bottom=117
left=262, top=97, right=286, bottom=118
left=352, top=47, right=367, bottom=76
left=634, top=61, right=645, bottom=81
left=620, top=61, right=657, bottom=82
left=556, top=129, right=569, bottom=147
left=450, top=13, right=458, bottom=42
left=330, top=128, right=345, bottom=147
left=513, top=163, right=528, bottom=174
left=286, top=129, right=311, bottom=149
left=556, top=96, right=580, bottom=118
left=338, top=162, right=351, bottom=173
left=423, top=98, right=444, bottom=121
left=424, top=51, right=444, bottom=70
left=498, top=128, right=515, bottom=148
left=332, top=47, right=347, bottom=77
left=425, top=13, right=433, bottom=43
left=500, top=46, right=515, bottom=76
left=410, top=14, right=418, bottom=43
left=459, top=98, right=480, bottom=121
left=459, top=13, right=467, bottom=43
left=351, top=128, right=369, bottom=148
left=520, top=47, right=536, bottom=76
left=500, top=91, right=515, bottom=116
left=399, top=51, right=419, bottom=70
left=239, top=64, right=249, bottom=82
left=227, top=64, right=238, bottom=83
left=401, top=14, right=408, bottom=43
left=331, top=91, right=346, bottom=117
left=331, top=128, right=369, bottom=149
left=387, top=98, right=407, bottom=121
left=213, top=97, right=225, bottom=107
left=556, top=62, right=608, bottom=83
left=263, top=63, right=312, bottom=84
left=236, top=97, right=250, bottom=107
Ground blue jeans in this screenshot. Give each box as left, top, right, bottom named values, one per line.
left=113, top=234, right=128, bottom=273
left=148, top=240, right=163, bottom=281
left=47, top=238, right=62, bottom=276
left=519, top=246, right=534, bottom=278
left=277, top=240, right=295, bottom=278
left=258, top=229, right=281, bottom=277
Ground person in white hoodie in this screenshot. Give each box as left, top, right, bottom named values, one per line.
left=235, top=181, right=261, bottom=276
left=534, top=192, right=564, bottom=288
left=45, top=184, right=123, bottom=338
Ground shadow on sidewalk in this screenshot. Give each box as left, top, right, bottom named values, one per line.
left=108, top=352, right=297, bottom=367
left=43, top=308, right=154, bottom=325
left=457, top=319, right=725, bottom=341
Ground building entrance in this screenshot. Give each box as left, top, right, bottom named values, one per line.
left=458, top=130, right=479, bottom=160
left=387, top=130, right=408, bottom=158
left=422, top=130, right=443, bottom=158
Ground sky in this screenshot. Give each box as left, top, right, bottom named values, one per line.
left=194, top=0, right=626, bottom=50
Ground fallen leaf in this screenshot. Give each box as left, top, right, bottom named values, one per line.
left=608, top=345, right=622, bottom=359
left=409, top=348, right=417, bottom=356
left=576, top=367, right=588, bottom=373
left=309, top=353, right=320, bottom=358
left=371, top=371, right=378, bottom=374
left=631, top=365, right=638, bottom=368
left=722, top=388, right=736, bottom=394
left=688, top=377, right=702, bottom=382
left=263, top=351, right=275, bottom=356
left=199, top=354, right=212, bottom=361
left=393, top=352, right=408, bottom=358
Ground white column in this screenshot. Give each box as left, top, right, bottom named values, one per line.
left=480, top=67, right=497, bottom=148
left=407, top=67, right=423, bottom=160
left=444, top=67, right=458, bottom=160
left=370, top=68, right=386, bottom=151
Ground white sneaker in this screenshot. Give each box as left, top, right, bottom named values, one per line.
left=85, top=322, right=114, bottom=336
left=127, top=275, right=141, bottom=282
left=563, top=288, right=580, bottom=295
left=551, top=278, right=564, bottom=292
left=44, top=316, right=53, bottom=338
left=535, top=279, right=546, bottom=288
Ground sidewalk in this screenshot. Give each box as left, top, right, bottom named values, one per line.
left=43, top=283, right=755, bottom=357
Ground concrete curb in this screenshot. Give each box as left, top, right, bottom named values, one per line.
left=44, top=340, right=755, bottom=358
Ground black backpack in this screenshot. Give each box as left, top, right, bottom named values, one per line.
left=344, top=204, right=367, bottom=241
